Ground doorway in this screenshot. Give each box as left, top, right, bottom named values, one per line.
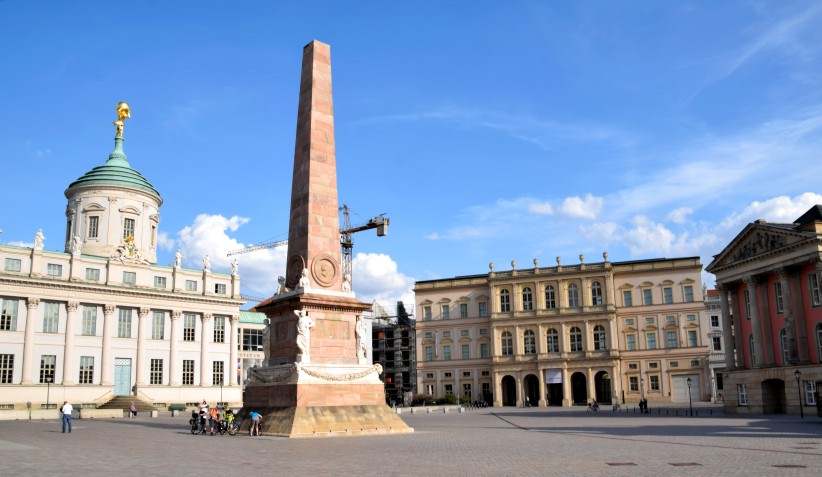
left=114, top=358, right=132, bottom=396
left=571, top=372, right=587, bottom=405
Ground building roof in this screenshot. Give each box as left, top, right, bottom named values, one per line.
left=239, top=310, right=267, bottom=324
left=65, top=137, right=162, bottom=204
left=794, top=204, right=822, bottom=225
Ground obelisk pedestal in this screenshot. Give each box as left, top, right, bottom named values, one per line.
left=241, top=40, right=412, bottom=437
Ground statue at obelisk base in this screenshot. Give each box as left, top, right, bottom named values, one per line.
left=240, top=40, right=411, bottom=437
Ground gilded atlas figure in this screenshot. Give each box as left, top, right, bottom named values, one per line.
left=113, top=101, right=131, bottom=138
left=294, top=310, right=314, bottom=364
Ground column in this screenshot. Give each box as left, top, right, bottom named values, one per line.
left=744, top=277, right=764, bottom=367
left=170, top=311, right=181, bottom=385
left=472, top=371, right=479, bottom=401
left=537, top=367, right=546, bottom=407
left=610, top=364, right=619, bottom=404
left=718, top=285, right=736, bottom=368
left=561, top=366, right=571, bottom=407
left=493, top=373, right=502, bottom=407
left=200, top=313, right=212, bottom=386
left=21, top=298, right=39, bottom=384
left=560, top=322, right=568, bottom=355
left=62, top=301, right=79, bottom=385
left=229, top=315, right=240, bottom=386
left=581, top=278, right=591, bottom=308
left=513, top=326, right=521, bottom=356
left=583, top=320, right=592, bottom=355
left=515, top=373, right=523, bottom=407
left=101, top=304, right=115, bottom=386
left=608, top=317, right=618, bottom=353
left=135, top=307, right=149, bottom=386
left=779, top=269, right=805, bottom=363
left=587, top=367, right=596, bottom=402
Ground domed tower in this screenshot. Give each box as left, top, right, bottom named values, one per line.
left=64, top=102, right=162, bottom=264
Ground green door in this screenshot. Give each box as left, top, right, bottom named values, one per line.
left=114, top=358, right=132, bottom=396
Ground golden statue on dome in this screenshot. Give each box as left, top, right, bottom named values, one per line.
left=113, top=101, right=131, bottom=138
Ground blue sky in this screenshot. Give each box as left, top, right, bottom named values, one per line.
left=1, top=1, right=822, bottom=307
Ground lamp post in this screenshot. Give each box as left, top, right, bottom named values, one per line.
left=686, top=377, right=693, bottom=417
left=794, top=370, right=804, bottom=419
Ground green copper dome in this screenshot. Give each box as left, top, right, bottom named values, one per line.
left=65, top=137, right=162, bottom=204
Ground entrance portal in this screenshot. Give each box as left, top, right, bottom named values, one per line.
left=114, top=358, right=132, bottom=396
left=523, top=374, right=539, bottom=406
left=547, top=383, right=563, bottom=406
left=594, top=371, right=612, bottom=404
left=761, top=379, right=786, bottom=414
left=571, top=372, right=587, bottom=405
left=501, top=375, right=517, bottom=406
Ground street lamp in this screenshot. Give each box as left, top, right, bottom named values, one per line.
left=794, top=370, right=804, bottom=419
left=686, top=377, right=693, bottom=417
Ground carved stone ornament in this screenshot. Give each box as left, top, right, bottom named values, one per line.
left=113, top=235, right=148, bottom=264
left=66, top=301, right=79, bottom=312
left=311, top=254, right=338, bottom=288
left=104, top=304, right=116, bottom=315
left=33, top=229, right=45, bottom=251
left=295, top=310, right=315, bottom=364
left=730, top=230, right=790, bottom=263
left=299, top=364, right=383, bottom=382
left=355, top=316, right=369, bottom=365
left=26, top=297, right=40, bottom=309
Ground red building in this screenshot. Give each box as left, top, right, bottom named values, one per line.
left=706, top=205, right=822, bottom=415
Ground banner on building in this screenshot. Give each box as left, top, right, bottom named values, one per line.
left=545, top=369, right=562, bottom=384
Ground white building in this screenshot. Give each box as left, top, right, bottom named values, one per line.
left=704, top=289, right=732, bottom=402
left=0, top=112, right=253, bottom=410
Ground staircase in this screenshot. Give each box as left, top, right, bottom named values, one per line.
left=98, top=396, right=156, bottom=412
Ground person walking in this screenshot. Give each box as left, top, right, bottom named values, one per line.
left=129, top=401, right=137, bottom=418
left=60, top=401, right=73, bottom=434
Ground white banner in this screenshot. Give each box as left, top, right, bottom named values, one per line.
left=545, top=369, right=562, bottom=384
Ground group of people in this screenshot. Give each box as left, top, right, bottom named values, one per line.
left=638, top=397, right=650, bottom=413
left=193, top=400, right=236, bottom=435
left=587, top=399, right=600, bottom=412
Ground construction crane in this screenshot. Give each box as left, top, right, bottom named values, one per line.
left=226, top=239, right=287, bottom=256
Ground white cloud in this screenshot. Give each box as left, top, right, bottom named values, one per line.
left=579, top=222, right=619, bottom=244
left=559, top=194, right=604, bottom=219
left=720, top=192, right=822, bottom=229
left=667, top=207, right=694, bottom=224
left=7, top=240, right=33, bottom=248
left=352, top=252, right=415, bottom=311
left=424, top=232, right=441, bottom=241
left=156, top=231, right=176, bottom=252
left=622, top=216, right=718, bottom=257
left=527, top=201, right=554, bottom=215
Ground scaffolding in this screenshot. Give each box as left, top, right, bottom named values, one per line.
left=371, top=302, right=416, bottom=406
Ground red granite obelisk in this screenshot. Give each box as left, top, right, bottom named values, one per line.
left=242, top=40, right=412, bottom=437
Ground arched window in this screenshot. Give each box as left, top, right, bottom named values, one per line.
left=817, top=323, right=822, bottom=362
left=546, top=328, right=559, bottom=353
left=568, top=283, right=580, bottom=308
left=591, top=281, right=603, bottom=305
left=780, top=329, right=789, bottom=364
left=500, top=289, right=511, bottom=313
left=593, top=325, right=606, bottom=350
left=749, top=334, right=756, bottom=367
left=523, top=329, right=536, bottom=354
left=569, top=326, right=583, bottom=352
left=501, top=331, right=513, bottom=356
left=545, top=285, right=556, bottom=309
left=522, top=287, right=533, bottom=311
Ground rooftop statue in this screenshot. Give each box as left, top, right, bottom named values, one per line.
left=113, top=101, right=131, bottom=138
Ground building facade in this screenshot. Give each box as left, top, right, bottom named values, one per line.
left=706, top=206, right=822, bottom=415
left=371, top=304, right=416, bottom=406
left=705, top=289, right=733, bottom=402
left=415, top=256, right=712, bottom=407
left=0, top=112, right=248, bottom=410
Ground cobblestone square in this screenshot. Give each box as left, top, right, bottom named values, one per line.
left=1, top=408, right=820, bottom=476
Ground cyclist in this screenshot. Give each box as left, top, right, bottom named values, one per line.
left=249, top=410, right=262, bottom=436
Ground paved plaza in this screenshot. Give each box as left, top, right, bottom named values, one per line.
left=1, top=408, right=820, bottom=476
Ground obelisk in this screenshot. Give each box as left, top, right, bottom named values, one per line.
left=242, top=40, right=412, bottom=437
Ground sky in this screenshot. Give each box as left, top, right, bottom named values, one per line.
left=1, top=1, right=822, bottom=310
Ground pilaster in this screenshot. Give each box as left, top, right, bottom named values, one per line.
left=229, top=315, right=240, bottom=386
left=62, top=301, right=79, bottom=385
left=101, top=304, right=115, bottom=386
left=135, top=307, right=150, bottom=386
left=200, top=313, right=212, bottom=386
left=169, top=310, right=181, bottom=386
left=21, top=297, right=39, bottom=384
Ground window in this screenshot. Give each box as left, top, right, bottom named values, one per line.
left=522, top=287, right=533, bottom=311
left=43, top=302, right=59, bottom=333
left=122, top=271, right=136, bottom=286
left=480, top=342, right=489, bottom=358
left=593, top=325, right=606, bottom=350
left=663, top=287, right=673, bottom=304
left=212, top=361, right=224, bottom=386
left=737, top=384, right=748, bottom=405
left=423, top=305, right=432, bottom=321
left=624, top=318, right=634, bottom=326
left=182, top=360, right=194, bottom=385
left=684, top=285, right=694, bottom=303
left=1, top=299, right=19, bottom=331
left=462, top=383, right=472, bottom=398
left=117, top=308, right=132, bottom=338
left=645, top=316, right=655, bottom=325
left=81, top=305, right=96, bottom=336
left=690, top=359, right=700, bottom=367
left=570, top=327, right=583, bottom=352
left=215, top=283, right=227, bottom=295
left=711, top=315, right=720, bottom=327
left=152, top=311, right=164, bottom=340
left=523, top=329, right=536, bottom=354
left=716, top=373, right=723, bottom=390
left=626, top=334, right=636, bottom=351
left=805, top=381, right=817, bottom=406
left=749, top=335, right=756, bottom=366
left=443, top=330, right=451, bottom=338
left=591, top=281, right=603, bottom=305
left=39, top=355, right=56, bottom=383
left=441, top=304, right=450, bottom=320
left=712, top=336, right=722, bottom=351
left=669, top=360, right=679, bottom=368
left=478, top=302, right=488, bottom=317
left=460, top=329, right=469, bottom=337
left=185, top=280, right=198, bottom=292
left=151, top=225, right=157, bottom=247
left=687, top=330, right=698, bottom=347
left=642, top=288, right=653, bottom=305
left=442, top=345, right=451, bottom=360
left=666, top=330, right=678, bottom=348
left=628, top=363, right=638, bottom=370
left=546, top=329, right=559, bottom=352
left=213, top=316, right=225, bottom=343
left=123, top=217, right=135, bottom=239
left=78, top=356, right=94, bottom=384
left=459, top=303, right=468, bottom=318
left=649, top=375, right=660, bottom=391
left=150, top=359, right=163, bottom=385
left=0, top=354, right=14, bottom=383
left=501, top=331, right=513, bottom=356
left=242, top=329, right=263, bottom=351
left=461, top=344, right=469, bottom=360
left=545, top=285, right=556, bottom=309
left=47, top=263, right=62, bottom=277
left=629, top=376, right=639, bottom=392
left=154, top=276, right=167, bottom=289
left=817, top=324, right=822, bottom=361
left=423, top=331, right=433, bottom=339
left=425, top=346, right=433, bottom=361
left=774, top=282, right=784, bottom=313
left=425, top=373, right=434, bottom=379
left=183, top=314, right=196, bottom=342
left=444, top=384, right=453, bottom=396
left=4, top=258, right=21, bottom=272
left=481, top=370, right=490, bottom=377
left=744, top=289, right=751, bottom=320
left=645, top=332, right=657, bottom=350
left=810, top=273, right=821, bottom=306
left=568, top=283, right=580, bottom=308
left=622, top=290, right=633, bottom=307
left=687, top=314, right=697, bottom=322
left=500, top=289, right=511, bottom=312
left=85, top=268, right=100, bottom=281
left=88, top=216, right=99, bottom=238
left=479, top=328, right=488, bottom=336
left=648, top=362, right=658, bottom=369
left=462, top=371, right=471, bottom=378
left=666, top=315, right=676, bottom=324
left=780, top=329, right=789, bottom=364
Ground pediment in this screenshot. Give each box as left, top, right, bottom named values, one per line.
left=419, top=299, right=433, bottom=306
left=119, top=206, right=141, bottom=215
left=707, top=223, right=813, bottom=272
left=83, top=203, right=106, bottom=212
left=619, top=283, right=633, bottom=289
left=457, top=296, right=470, bottom=303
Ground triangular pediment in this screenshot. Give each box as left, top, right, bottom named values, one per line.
left=707, top=223, right=813, bottom=272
